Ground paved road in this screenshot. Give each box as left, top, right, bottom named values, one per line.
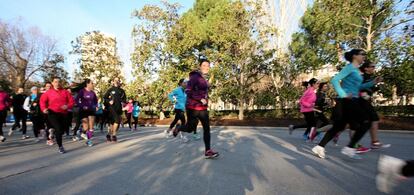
left=0, top=126, right=413, bottom=195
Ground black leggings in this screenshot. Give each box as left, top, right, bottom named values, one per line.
left=319, top=98, right=371, bottom=148
left=133, top=116, right=139, bottom=129
left=169, top=109, right=186, bottom=129
left=12, top=110, right=27, bottom=134
left=95, top=114, right=105, bottom=131
left=0, top=110, right=7, bottom=136
left=316, top=112, right=330, bottom=128
left=47, top=111, right=68, bottom=147
left=126, top=113, right=132, bottom=129
left=31, top=115, right=44, bottom=138
left=178, top=109, right=211, bottom=151
left=66, top=112, right=73, bottom=136
left=403, top=161, right=414, bottom=177
left=72, top=109, right=81, bottom=135
left=303, top=112, right=316, bottom=136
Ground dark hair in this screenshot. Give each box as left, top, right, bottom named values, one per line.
left=344, top=49, right=365, bottom=62
left=308, top=78, right=318, bottom=86
left=44, top=81, right=52, bottom=86
left=302, top=78, right=318, bottom=87
left=318, top=82, right=328, bottom=91
left=178, top=78, right=185, bottom=85
left=359, top=60, right=374, bottom=72
left=52, top=77, right=61, bottom=81
left=199, top=59, right=210, bottom=66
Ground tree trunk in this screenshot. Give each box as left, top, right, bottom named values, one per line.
left=336, top=43, right=343, bottom=64
left=238, top=72, right=245, bottom=120
left=15, top=58, right=28, bottom=88
left=238, top=98, right=244, bottom=120
left=366, top=15, right=373, bottom=51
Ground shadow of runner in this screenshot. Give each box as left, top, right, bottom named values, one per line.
left=0, top=127, right=267, bottom=195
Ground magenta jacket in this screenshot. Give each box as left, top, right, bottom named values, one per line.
left=0, top=91, right=10, bottom=111
left=299, top=87, right=316, bottom=113
left=186, top=70, right=209, bottom=111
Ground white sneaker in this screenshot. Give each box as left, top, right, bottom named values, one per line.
left=21, top=135, right=30, bottom=140
left=341, top=146, right=361, bottom=159
left=80, top=133, right=88, bottom=140
left=0, top=136, right=6, bottom=142
left=376, top=155, right=406, bottom=194
left=48, top=129, right=55, bottom=140
left=311, top=145, right=326, bottom=159
left=8, top=128, right=13, bottom=136
left=288, top=125, right=294, bottom=135
left=182, top=135, right=189, bottom=143
left=39, top=129, right=46, bottom=139
left=164, top=130, right=170, bottom=138
left=72, top=136, right=80, bottom=141
left=34, top=138, right=40, bottom=143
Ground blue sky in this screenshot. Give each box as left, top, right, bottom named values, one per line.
left=0, top=0, right=194, bottom=81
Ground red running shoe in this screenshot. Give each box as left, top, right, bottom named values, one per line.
left=309, top=127, right=317, bottom=142
left=205, top=149, right=219, bottom=159
left=356, top=145, right=371, bottom=154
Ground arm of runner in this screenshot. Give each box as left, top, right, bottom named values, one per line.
left=331, top=65, right=353, bottom=98
left=23, top=96, right=30, bottom=112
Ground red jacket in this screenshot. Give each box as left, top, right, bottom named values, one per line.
left=40, top=88, right=74, bottom=114
left=0, top=91, right=10, bottom=111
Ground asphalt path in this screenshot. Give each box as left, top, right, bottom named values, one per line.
left=0, top=125, right=413, bottom=195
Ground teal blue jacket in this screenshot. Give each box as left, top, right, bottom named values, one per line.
left=331, top=63, right=375, bottom=98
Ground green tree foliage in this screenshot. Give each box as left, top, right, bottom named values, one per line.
left=130, top=1, right=183, bottom=113
left=71, top=31, right=124, bottom=97
left=290, top=0, right=414, bottom=103
left=168, top=0, right=275, bottom=120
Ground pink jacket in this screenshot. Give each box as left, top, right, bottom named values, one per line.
left=299, top=87, right=316, bottom=113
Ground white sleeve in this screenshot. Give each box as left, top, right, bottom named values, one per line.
left=23, top=97, right=30, bottom=112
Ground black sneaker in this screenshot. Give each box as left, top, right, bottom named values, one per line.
left=106, top=134, right=112, bottom=142
left=58, top=147, right=66, bottom=154
left=172, top=125, right=180, bottom=137
left=112, top=136, right=117, bottom=142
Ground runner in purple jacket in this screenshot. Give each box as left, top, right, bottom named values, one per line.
left=76, top=79, right=98, bottom=147
left=173, top=59, right=219, bottom=159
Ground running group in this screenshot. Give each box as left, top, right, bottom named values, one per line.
left=0, top=52, right=412, bottom=192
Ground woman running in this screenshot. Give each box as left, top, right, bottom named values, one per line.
left=40, top=77, right=74, bottom=154
left=0, top=86, right=10, bottom=142
left=311, top=49, right=381, bottom=159
left=42, top=82, right=55, bottom=145
left=76, top=79, right=98, bottom=147
left=173, top=59, right=219, bottom=159
left=166, top=79, right=187, bottom=138
left=123, top=99, right=134, bottom=130
left=359, top=60, right=389, bottom=149
left=95, top=98, right=105, bottom=133
left=23, top=86, right=44, bottom=143
left=289, top=78, right=319, bottom=142
left=132, top=101, right=141, bottom=131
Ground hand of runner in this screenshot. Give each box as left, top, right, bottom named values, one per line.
left=374, top=77, right=383, bottom=84
left=109, top=100, right=114, bottom=105
left=201, top=99, right=207, bottom=105
left=61, top=105, right=68, bottom=110
left=83, top=106, right=88, bottom=110
left=43, top=109, right=49, bottom=114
